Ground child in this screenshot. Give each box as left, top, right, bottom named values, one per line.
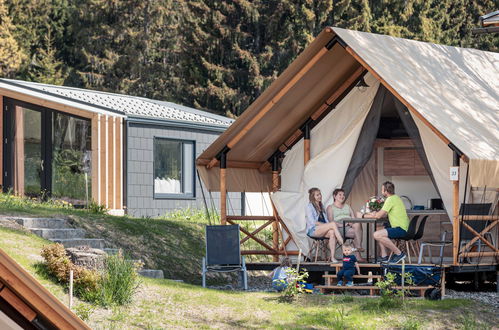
left=271, top=257, right=292, bottom=291
left=337, top=244, right=361, bottom=287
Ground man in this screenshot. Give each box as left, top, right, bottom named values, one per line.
left=362, top=181, right=409, bottom=263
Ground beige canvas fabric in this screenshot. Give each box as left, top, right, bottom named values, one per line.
left=333, top=27, right=499, bottom=187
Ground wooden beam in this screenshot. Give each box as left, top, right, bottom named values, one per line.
left=226, top=215, right=276, bottom=221
left=458, top=215, right=499, bottom=221
left=278, top=66, right=366, bottom=153
left=0, top=88, right=95, bottom=119
left=461, top=221, right=499, bottom=252
left=230, top=219, right=275, bottom=251
left=452, top=153, right=459, bottom=265
left=116, top=117, right=123, bottom=210
left=198, top=158, right=264, bottom=169
left=460, top=251, right=499, bottom=257
left=304, top=138, right=310, bottom=164
left=238, top=220, right=274, bottom=245
left=311, top=65, right=365, bottom=121
left=91, top=114, right=100, bottom=205
left=226, top=47, right=330, bottom=152
left=108, top=117, right=115, bottom=209
left=14, top=106, right=24, bottom=196
left=272, top=169, right=280, bottom=262
left=0, top=287, right=37, bottom=321
left=99, top=115, right=107, bottom=207
left=343, top=46, right=459, bottom=156
left=258, top=161, right=271, bottom=173
left=0, top=97, right=3, bottom=187
left=220, top=169, right=227, bottom=225
left=241, top=250, right=300, bottom=255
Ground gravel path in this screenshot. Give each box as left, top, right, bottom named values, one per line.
left=445, top=289, right=499, bottom=309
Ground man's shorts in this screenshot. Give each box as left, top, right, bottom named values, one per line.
left=386, top=226, right=407, bottom=239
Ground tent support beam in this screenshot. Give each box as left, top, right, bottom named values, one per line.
left=343, top=46, right=469, bottom=163
left=219, top=149, right=228, bottom=225
left=303, top=121, right=311, bottom=165
left=452, top=150, right=460, bottom=265
left=272, top=155, right=280, bottom=261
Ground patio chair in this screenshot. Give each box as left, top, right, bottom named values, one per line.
left=202, top=225, right=248, bottom=290
left=392, top=215, right=419, bottom=263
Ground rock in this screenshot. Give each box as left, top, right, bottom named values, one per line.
left=66, top=246, right=106, bottom=271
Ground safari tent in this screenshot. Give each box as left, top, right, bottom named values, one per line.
left=197, top=27, right=499, bottom=269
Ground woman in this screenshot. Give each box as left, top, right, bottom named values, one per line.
left=306, top=187, right=344, bottom=262
left=326, top=188, right=365, bottom=261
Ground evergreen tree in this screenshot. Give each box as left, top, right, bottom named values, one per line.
left=0, top=0, right=26, bottom=77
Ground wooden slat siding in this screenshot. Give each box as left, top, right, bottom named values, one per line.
left=91, top=114, right=100, bottom=204
left=108, top=117, right=115, bottom=209
left=105, top=116, right=109, bottom=209
left=14, top=106, right=24, bottom=196
left=0, top=287, right=37, bottom=321
left=0, top=88, right=94, bottom=120
left=99, top=115, right=107, bottom=207
left=0, top=249, right=90, bottom=329
left=0, top=97, right=2, bottom=187
left=384, top=148, right=414, bottom=175
left=116, top=117, right=122, bottom=210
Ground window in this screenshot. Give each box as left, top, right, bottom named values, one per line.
left=153, top=138, right=195, bottom=198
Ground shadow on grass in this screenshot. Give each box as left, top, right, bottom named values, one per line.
left=33, top=261, right=65, bottom=287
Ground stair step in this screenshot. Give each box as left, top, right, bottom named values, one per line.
left=138, top=269, right=164, bottom=279
left=30, top=228, right=86, bottom=239
left=51, top=238, right=105, bottom=249
left=103, top=248, right=120, bottom=255
left=11, top=217, right=68, bottom=229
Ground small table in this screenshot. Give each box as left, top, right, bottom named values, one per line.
left=340, top=218, right=384, bottom=263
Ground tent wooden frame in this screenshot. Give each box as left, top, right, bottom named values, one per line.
left=196, top=27, right=499, bottom=267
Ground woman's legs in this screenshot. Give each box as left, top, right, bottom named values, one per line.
left=313, top=222, right=344, bottom=245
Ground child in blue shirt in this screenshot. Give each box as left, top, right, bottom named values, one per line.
left=337, top=244, right=361, bottom=287
left=271, top=257, right=293, bottom=291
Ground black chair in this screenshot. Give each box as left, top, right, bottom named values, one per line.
left=459, top=203, right=493, bottom=262
left=412, top=215, right=429, bottom=256
left=393, top=215, right=419, bottom=263
left=202, top=225, right=248, bottom=290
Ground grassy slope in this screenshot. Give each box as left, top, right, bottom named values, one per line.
left=0, top=200, right=498, bottom=328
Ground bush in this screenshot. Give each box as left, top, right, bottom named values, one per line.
left=41, top=244, right=101, bottom=303
left=100, top=251, right=141, bottom=306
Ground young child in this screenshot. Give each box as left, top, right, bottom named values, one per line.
left=271, top=257, right=293, bottom=291
left=337, top=244, right=361, bottom=287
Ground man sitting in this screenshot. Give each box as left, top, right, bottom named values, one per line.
left=362, top=181, right=409, bottom=263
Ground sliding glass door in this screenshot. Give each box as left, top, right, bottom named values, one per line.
left=3, top=98, right=91, bottom=206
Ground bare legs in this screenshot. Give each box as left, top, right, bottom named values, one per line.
left=373, top=229, right=401, bottom=257
left=312, top=222, right=344, bottom=261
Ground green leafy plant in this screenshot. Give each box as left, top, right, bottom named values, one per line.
left=375, top=271, right=415, bottom=308
left=73, top=302, right=95, bottom=321
left=279, top=267, right=309, bottom=301
left=99, top=251, right=142, bottom=306
left=87, top=200, right=107, bottom=215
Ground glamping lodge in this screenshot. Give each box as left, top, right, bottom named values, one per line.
left=197, top=27, right=499, bottom=286
left=0, top=79, right=243, bottom=217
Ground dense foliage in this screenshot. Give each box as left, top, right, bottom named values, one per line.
left=1, top=0, right=497, bottom=116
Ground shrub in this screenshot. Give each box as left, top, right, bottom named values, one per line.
left=279, top=267, right=309, bottom=302
left=99, top=251, right=141, bottom=306
left=41, top=244, right=100, bottom=303
left=73, top=303, right=95, bottom=321
left=87, top=201, right=107, bottom=214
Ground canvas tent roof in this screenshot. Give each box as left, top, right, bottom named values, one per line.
left=197, top=27, right=499, bottom=191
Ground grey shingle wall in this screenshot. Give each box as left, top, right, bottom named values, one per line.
left=126, top=123, right=242, bottom=218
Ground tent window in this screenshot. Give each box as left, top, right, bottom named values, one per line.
left=153, top=137, right=195, bottom=199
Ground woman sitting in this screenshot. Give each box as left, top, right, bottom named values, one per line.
left=305, top=187, right=344, bottom=262
left=326, top=188, right=365, bottom=262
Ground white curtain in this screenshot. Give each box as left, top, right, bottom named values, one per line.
left=272, top=74, right=380, bottom=255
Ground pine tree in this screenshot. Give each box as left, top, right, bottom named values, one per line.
left=0, top=0, right=26, bottom=77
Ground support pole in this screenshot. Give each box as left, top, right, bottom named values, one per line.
left=452, top=151, right=460, bottom=265
left=220, top=150, right=228, bottom=225
left=303, top=122, right=311, bottom=165
left=272, top=155, right=280, bottom=261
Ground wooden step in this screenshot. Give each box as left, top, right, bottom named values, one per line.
left=316, top=285, right=434, bottom=296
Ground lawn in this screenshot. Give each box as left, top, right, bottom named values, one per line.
left=0, top=194, right=498, bottom=329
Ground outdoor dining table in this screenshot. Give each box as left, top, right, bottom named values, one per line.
left=340, top=217, right=386, bottom=263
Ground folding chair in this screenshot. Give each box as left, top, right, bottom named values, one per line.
left=202, top=225, right=248, bottom=290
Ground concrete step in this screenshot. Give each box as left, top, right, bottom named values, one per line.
left=138, top=269, right=164, bottom=279
left=30, top=228, right=86, bottom=240
left=12, top=217, right=68, bottom=229
left=103, top=248, right=120, bottom=255
left=51, top=238, right=106, bottom=249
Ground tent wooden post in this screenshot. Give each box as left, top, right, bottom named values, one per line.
left=452, top=151, right=460, bottom=265
left=220, top=151, right=228, bottom=225
left=272, top=156, right=280, bottom=261
left=303, top=122, right=311, bottom=165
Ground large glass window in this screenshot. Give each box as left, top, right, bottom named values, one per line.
left=52, top=113, right=92, bottom=205
left=154, top=138, right=195, bottom=198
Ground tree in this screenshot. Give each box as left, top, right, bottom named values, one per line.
left=0, top=0, right=26, bottom=77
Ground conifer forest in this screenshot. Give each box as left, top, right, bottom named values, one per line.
left=1, top=0, right=497, bottom=117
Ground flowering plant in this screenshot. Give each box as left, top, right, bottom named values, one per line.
left=365, top=196, right=385, bottom=212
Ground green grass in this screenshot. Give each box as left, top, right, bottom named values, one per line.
left=1, top=194, right=498, bottom=328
